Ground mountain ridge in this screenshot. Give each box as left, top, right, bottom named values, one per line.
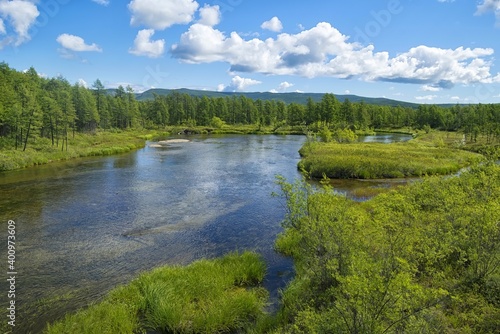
left=131, top=88, right=424, bottom=108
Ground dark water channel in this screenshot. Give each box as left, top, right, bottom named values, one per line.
left=0, top=133, right=411, bottom=333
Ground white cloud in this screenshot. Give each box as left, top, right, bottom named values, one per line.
left=171, top=21, right=500, bottom=88
left=92, top=0, right=110, bottom=5
left=415, top=95, right=438, bottom=101
left=0, top=0, right=39, bottom=46
left=278, top=81, right=294, bottom=92
left=421, top=85, right=442, bottom=92
left=78, top=78, right=88, bottom=88
left=218, top=76, right=262, bottom=92
left=345, top=90, right=351, bottom=94
left=0, top=18, right=5, bottom=35
left=261, top=16, right=283, bottom=32
left=128, top=0, right=199, bottom=30
left=198, top=4, right=220, bottom=26
left=475, top=0, right=500, bottom=26
left=57, top=34, right=102, bottom=52
left=451, top=96, right=461, bottom=100
left=129, top=29, right=165, bottom=58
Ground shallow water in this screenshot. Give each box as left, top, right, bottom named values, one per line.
left=0, top=133, right=412, bottom=333
left=0, top=135, right=307, bottom=332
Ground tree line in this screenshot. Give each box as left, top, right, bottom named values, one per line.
left=1, top=63, right=500, bottom=150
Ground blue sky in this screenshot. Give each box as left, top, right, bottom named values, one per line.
left=1, top=0, right=500, bottom=104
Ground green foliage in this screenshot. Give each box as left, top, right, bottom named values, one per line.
left=45, top=252, right=268, bottom=334
left=332, top=128, right=358, bottom=143
left=298, top=140, right=484, bottom=179
left=318, top=125, right=332, bottom=142
left=210, top=116, right=226, bottom=129
left=273, top=164, right=500, bottom=333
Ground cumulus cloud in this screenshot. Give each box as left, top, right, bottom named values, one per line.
left=217, top=76, right=262, bottom=92
left=0, top=19, right=5, bottom=35
left=57, top=33, right=102, bottom=52
left=129, top=29, right=165, bottom=58
left=198, top=4, right=220, bottom=26
left=475, top=0, right=500, bottom=26
left=0, top=0, right=39, bottom=47
left=278, top=81, right=294, bottom=91
left=92, top=0, right=110, bottom=5
left=171, top=21, right=500, bottom=88
left=261, top=16, right=283, bottom=32
left=421, top=85, right=442, bottom=92
left=78, top=78, right=89, bottom=88
left=128, top=0, right=199, bottom=30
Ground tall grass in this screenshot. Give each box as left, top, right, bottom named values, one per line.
left=299, top=140, right=484, bottom=179
left=44, top=251, right=268, bottom=334
left=0, top=130, right=154, bottom=171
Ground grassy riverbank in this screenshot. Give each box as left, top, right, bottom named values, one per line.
left=45, top=252, right=268, bottom=334
left=298, top=131, right=485, bottom=179
left=0, top=130, right=171, bottom=172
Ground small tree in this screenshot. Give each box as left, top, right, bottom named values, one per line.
left=333, top=128, right=358, bottom=143
left=318, top=125, right=332, bottom=142
left=210, top=116, right=225, bottom=129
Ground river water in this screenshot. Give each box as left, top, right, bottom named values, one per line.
left=0, top=133, right=411, bottom=333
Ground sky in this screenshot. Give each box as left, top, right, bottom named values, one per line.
left=1, top=0, right=500, bottom=104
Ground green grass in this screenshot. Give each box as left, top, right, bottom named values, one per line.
left=44, top=251, right=268, bottom=334
left=0, top=130, right=166, bottom=172
left=298, top=137, right=484, bottom=179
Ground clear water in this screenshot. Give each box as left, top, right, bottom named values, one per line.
left=0, top=133, right=412, bottom=333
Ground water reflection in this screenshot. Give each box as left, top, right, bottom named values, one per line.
left=0, top=135, right=305, bottom=333
left=0, top=133, right=413, bottom=332
left=359, top=132, right=413, bottom=143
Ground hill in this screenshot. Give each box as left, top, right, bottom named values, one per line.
left=133, top=88, right=421, bottom=108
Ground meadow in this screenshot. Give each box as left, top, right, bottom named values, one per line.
left=298, top=132, right=485, bottom=179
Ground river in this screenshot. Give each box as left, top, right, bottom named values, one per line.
left=0, top=133, right=411, bottom=333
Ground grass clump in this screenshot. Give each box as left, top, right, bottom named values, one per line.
left=298, top=139, right=484, bottom=179
left=44, top=251, right=268, bottom=334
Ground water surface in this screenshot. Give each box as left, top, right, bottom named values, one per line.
left=0, top=133, right=412, bottom=332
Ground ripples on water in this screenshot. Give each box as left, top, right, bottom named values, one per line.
left=0, top=133, right=412, bottom=333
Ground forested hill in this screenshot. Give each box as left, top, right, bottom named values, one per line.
left=133, top=88, right=421, bottom=108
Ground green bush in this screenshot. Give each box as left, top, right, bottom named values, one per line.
left=272, top=164, right=500, bottom=333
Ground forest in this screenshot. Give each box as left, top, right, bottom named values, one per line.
left=1, top=63, right=500, bottom=153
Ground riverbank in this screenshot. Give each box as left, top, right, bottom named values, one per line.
left=44, top=252, right=269, bottom=333
left=0, top=130, right=172, bottom=172
left=298, top=131, right=488, bottom=179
